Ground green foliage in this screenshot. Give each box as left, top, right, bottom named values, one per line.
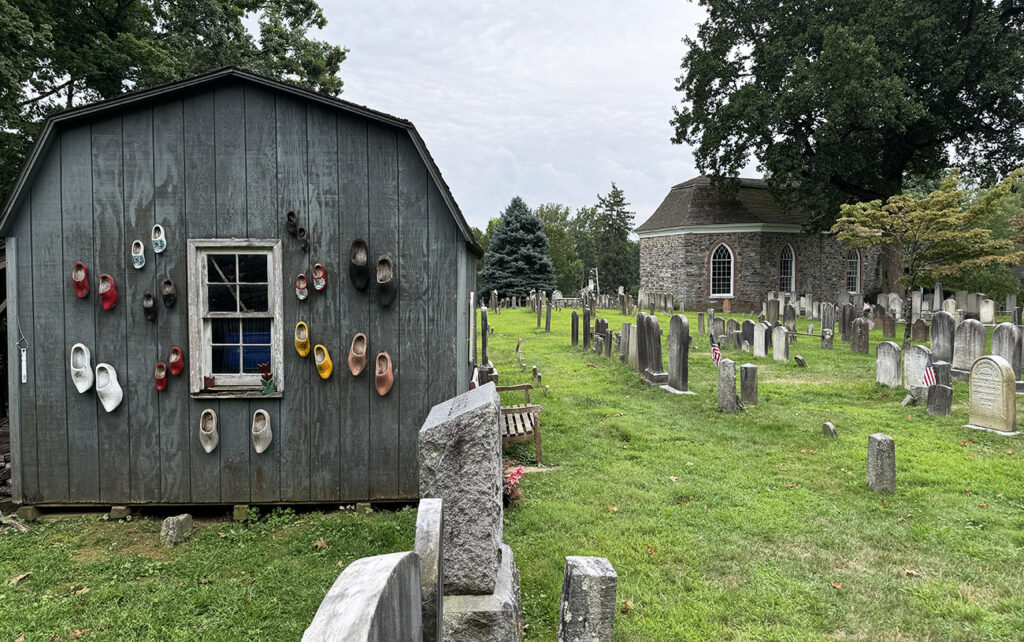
left=569, top=205, right=600, bottom=282
left=536, top=203, right=583, bottom=293
left=478, top=196, right=556, bottom=299
left=0, top=0, right=347, bottom=204
left=674, top=0, right=1024, bottom=230
left=942, top=264, right=1022, bottom=303
left=595, top=183, right=639, bottom=295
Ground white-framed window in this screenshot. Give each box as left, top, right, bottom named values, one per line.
left=846, top=249, right=861, bottom=294
left=187, top=239, right=284, bottom=395
left=779, top=244, right=795, bottom=293
left=710, top=243, right=733, bottom=298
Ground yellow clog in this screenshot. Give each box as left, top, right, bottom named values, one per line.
left=314, top=344, right=333, bottom=379
left=295, top=322, right=311, bottom=357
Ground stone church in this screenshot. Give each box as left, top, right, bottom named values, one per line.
left=636, top=176, right=894, bottom=311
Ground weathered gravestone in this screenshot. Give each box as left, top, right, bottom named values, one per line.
left=794, top=355, right=808, bottom=368
left=881, top=314, right=896, bottom=339
left=875, top=341, right=902, bottom=388
left=481, top=307, right=490, bottom=365
left=866, top=433, right=896, bottom=493
left=822, top=422, right=837, bottom=438
left=772, top=326, right=789, bottom=362
left=571, top=311, right=579, bottom=347
left=820, top=304, right=835, bottom=349
left=643, top=315, right=668, bottom=385
left=931, top=311, right=955, bottom=363
left=753, top=323, right=770, bottom=358
left=557, top=557, right=617, bottom=642
left=697, top=312, right=705, bottom=337
left=161, top=514, right=193, bottom=547
left=783, top=304, right=796, bottom=333
left=620, top=323, right=629, bottom=362
left=965, top=355, right=1018, bottom=434
left=980, top=298, right=995, bottom=324
left=667, top=315, right=691, bottom=393
left=718, top=358, right=739, bottom=413
left=951, top=319, right=985, bottom=381
left=967, top=293, right=981, bottom=315
left=850, top=318, right=869, bottom=354
left=627, top=326, right=638, bottom=370
left=740, top=363, right=758, bottom=406
left=927, top=384, right=953, bottom=416
left=418, top=383, right=502, bottom=594
left=840, top=303, right=854, bottom=342
left=903, top=345, right=933, bottom=401
left=911, top=290, right=922, bottom=323
left=712, top=316, right=726, bottom=339
left=545, top=302, right=552, bottom=332
left=415, top=498, right=444, bottom=642
left=741, top=320, right=755, bottom=346
left=933, top=282, right=943, bottom=311
left=767, top=299, right=780, bottom=325
left=911, top=319, right=929, bottom=343
left=991, top=322, right=1022, bottom=381
left=942, top=298, right=957, bottom=317
left=956, top=290, right=968, bottom=310
left=582, top=309, right=591, bottom=351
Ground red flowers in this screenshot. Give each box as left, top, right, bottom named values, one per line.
left=506, top=466, right=524, bottom=486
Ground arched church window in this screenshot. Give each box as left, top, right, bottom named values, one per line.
left=710, top=243, right=733, bottom=297
left=846, top=249, right=861, bottom=293
left=779, top=244, right=795, bottom=292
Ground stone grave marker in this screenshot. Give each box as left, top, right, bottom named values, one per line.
left=911, top=290, right=922, bottom=322
left=784, top=304, right=797, bottom=333
left=740, top=363, right=757, bottom=405
left=911, top=319, right=929, bottom=343
left=951, top=319, right=985, bottom=381
left=794, top=355, right=808, bottom=368
left=850, top=317, right=869, bottom=354
left=875, top=341, right=902, bottom=388
left=643, top=315, right=668, bottom=385
left=712, top=316, right=726, bottom=339
left=668, top=315, right=691, bottom=393
left=991, top=322, right=1022, bottom=381
left=741, top=320, right=755, bottom=346
left=903, top=344, right=932, bottom=401
left=571, top=311, right=579, bottom=347
left=822, top=422, right=837, bottom=438
left=942, top=298, right=957, bottom=316
left=772, top=326, right=789, bottom=362
left=717, top=358, right=739, bottom=413
left=881, top=314, right=896, bottom=339
left=931, top=311, right=955, bottom=363
left=927, top=385, right=953, bottom=416
left=697, top=312, right=705, bottom=336
left=866, top=433, right=895, bottom=493
left=557, top=557, right=617, bottom=642
left=753, top=323, right=769, bottom=358
left=582, top=309, right=591, bottom=351
left=980, top=298, right=995, bottom=324
left=965, top=355, right=1018, bottom=434
left=767, top=299, right=780, bottom=325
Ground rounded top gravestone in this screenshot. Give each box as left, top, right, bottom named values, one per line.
left=966, top=355, right=1018, bottom=435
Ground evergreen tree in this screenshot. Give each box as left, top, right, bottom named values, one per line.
left=536, top=203, right=584, bottom=294
left=595, top=183, right=637, bottom=293
left=478, top=197, right=556, bottom=299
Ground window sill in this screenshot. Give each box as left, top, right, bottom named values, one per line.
left=709, top=294, right=734, bottom=299
left=191, top=390, right=283, bottom=400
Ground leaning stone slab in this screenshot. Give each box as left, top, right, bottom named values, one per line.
left=443, top=543, right=523, bottom=642
left=160, top=514, right=193, bottom=547
left=822, top=422, right=837, bottom=438
left=866, top=434, right=895, bottom=493
left=557, top=556, right=617, bottom=642
left=415, top=498, right=444, bottom=642
left=794, top=355, right=808, bottom=368
left=419, top=383, right=503, bottom=595
left=303, top=552, right=422, bottom=642
left=965, top=355, right=1019, bottom=435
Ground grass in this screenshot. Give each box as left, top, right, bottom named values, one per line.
left=1, top=306, right=1022, bottom=640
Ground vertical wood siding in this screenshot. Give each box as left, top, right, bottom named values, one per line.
left=10, top=79, right=467, bottom=504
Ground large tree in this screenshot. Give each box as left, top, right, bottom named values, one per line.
left=478, top=197, right=556, bottom=299
left=833, top=168, right=1024, bottom=348
left=535, top=203, right=583, bottom=294
left=0, top=0, right=346, bottom=203
left=595, top=183, right=638, bottom=294
left=673, top=0, right=1024, bottom=230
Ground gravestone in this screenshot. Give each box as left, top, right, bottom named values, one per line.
left=903, top=345, right=933, bottom=400
left=991, top=322, right=1022, bottom=380
left=933, top=282, right=942, bottom=311
left=740, top=363, right=757, bottom=406
left=967, top=293, right=981, bottom=315
left=667, top=315, right=691, bottom=393
left=643, top=315, right=668, bottom=385
left=571, top=311, right=579, bottom=347
left=980, top=298, right=995, bottom=324
left=627, top=327, right=638, bottom=370
left=932, top=360, right=951, bottom=387
left=545, top=302, right=552, bottom=332
left=1007, top=293, right=1017, bottom=316
left=772, top=326, right=789, bottom=362
left=767, top=299, right=780, bottom=325
left=783, top=304, right=797, bottom=333
left=875, top=341, right=902, bottom=388
left=850, top=318, right=869, bottom=354
left=697, top=312, right=705, bottom=337
left=881, top=314, right=896, bottom=339
left=582, top=309, right=591, bottom=351
left=891, top=296, right=904, bottom=321
left=741, top=320, right=755, bottom=346
left=557, top=557, right=617, bottom=642
left=717, top=358, right=739, bottom=413
left=911, top=319, right=929, bottom=343
left=951, top=319, right=985, bottom=381
left=418, top=383, right=502, bottom=594
left=942, top=298, right=957, bottom=316
left=537, top=301, right=542, bottom=329
left=822, top=422, right=837, bottom=438
left=866, top=434, right=895, bottom=493
left=794, top=355, right=808, bottom=368
left=415, top=498, right=444, bottom=642
left=840, top=303, right=854, bottom=342
left=955, top=290, right=967, bottom=310
left=820, top=304, right=835, bottom=349
left=712, top=317, right=726, bottom=339
left=753, top=323, right=770, bottom=358
left=931, top=311, right=955, bottom=363
left=927, top=385, right=953, bottom=416
left=620, top=323, right=629, bottom=362
left=911, top=290, right=922, bottom=323
left=965, top=355, right=1018, bottom=434
left=481, top=307, right=490, bottom=365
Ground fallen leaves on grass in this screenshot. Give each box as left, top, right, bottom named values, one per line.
left=830, top=581, right=842, bottom=589
left=586, top=364, right=597, bottom=369
left=839, top=467, right=853, bottom=476
left=608, top=505, right=618, bottom=514
left=620, top=600, right=634, bottom=613
left=882, top=500, right=888, bottom=506
left=964, top=489, right=974, bottom=495
left=1007, top=450, right=1016, bottom=455
left=218, top=532, right=227, bottom=538
left=902, top=569, right=922, bottom=578
left=800, top=449, right=817, bottom=455
left=785, top=482, right=799, bottom=488
left=668, top=476, right=678, bottom=482
left=70, top=628, right=91, bottom=639
left=313, top=538, right=329, bottom=550
left=645, top=544, right=656, bottom=558
left=978, top=503, right=989, bottom=508
left=6, top=572, right=30, bottom=584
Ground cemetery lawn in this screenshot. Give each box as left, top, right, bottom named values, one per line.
left=496, top=307, right=1024, bottom=640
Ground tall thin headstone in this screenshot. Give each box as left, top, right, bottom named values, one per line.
left=571, top=310, right=579, bottom=346
left=931, top=310, right=955, bottom=363
left=740, top=363, right=758, bottom=406
left=991, top=322, right=1022, bottom=381
left=772, top=326, right=789, bottom=362
left=850, top=317, right=869, bottom=354
left=668, top=315, right=691, bottom=393
left=866, top=434, right=896, bottom=493
left=951, top=319, right=985, bottom=381
left=717, top=358, right=738, bottom=413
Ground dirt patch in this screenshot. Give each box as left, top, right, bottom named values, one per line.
left=74, top=546, right=109, bottom=564
left=124, top=541, right=172, bottom=560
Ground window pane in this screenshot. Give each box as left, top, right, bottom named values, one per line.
left=208, top=284, right=238, bottom=312
left=211, top=319, right=240, bottom=344
left=711, top=244, right=732, bottom=295
left=238, top=254, right=268, bottom=283
left=242, top=318, right=271, bottom=344
left=207, top=254, right=237, bottom=283
left=212, top=346, right=240, bottom=373
left=243, top=346, right=272, bottom=373
left=239, top=284, right=269, bottom=312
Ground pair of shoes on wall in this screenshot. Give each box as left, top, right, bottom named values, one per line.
left=294, top=322, right=334, bottom=380
left=154, top=347, right=185, bottom=391
left=343, top=332, right=393, bottom=395
left=73, top=262, right=118, bottom=309
left=199, top=408, right=272, bottom=454
left=348, top=240, right=396, bottom=307
left=69, top=344, right=122, bottom=412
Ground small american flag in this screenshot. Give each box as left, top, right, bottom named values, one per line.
left=710, top=331, right=721, bottom=366
left=867, top=318, right=876, bottom=330
left=923, top=355, right=936, bottom=387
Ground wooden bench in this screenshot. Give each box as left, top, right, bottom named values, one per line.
left=496, top=383, right=543, bottom=464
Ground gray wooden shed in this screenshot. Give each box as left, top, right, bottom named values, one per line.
left=0, top=67, right=481, bottom=506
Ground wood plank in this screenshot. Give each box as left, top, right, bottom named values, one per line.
left=428, top=184, right=457, bottom=410
left=61, top=125, right=100, bottom=503
left=5, top=238, right=22, bottom=501
left=276, top=92, right=311, bottom=501
left=337, top=114, right=370, bottom=501
left=456, top=241, right=468, bottom=391
left=29, top=141, right=69, bottom=503
left=122, top=108, right=161, bottom=503
left=397, top=134, right=428, bottom=499
left=8, top=224, right=36, bottom=502
left=367, top=122, right=400, bottom=500
left=214, top=83, right=250, bottom=504
left=153, top=99, right=190, bottom=503
left=244, top=84, right=281, bottom=503
left=184, top=91, right=221, bottom=503
left=92, top=116, right=130, bottom=504
left=307, top=103, right=341, bottom=501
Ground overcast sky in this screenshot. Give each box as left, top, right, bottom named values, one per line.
left=316, top=0, right=733, bottom=230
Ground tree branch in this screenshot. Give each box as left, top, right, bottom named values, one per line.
left=18, top=79, right=73, bottom=107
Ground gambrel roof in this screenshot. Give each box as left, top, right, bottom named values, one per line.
left=635, top=176, right=808, bottom=234
left=0, top=66, right=482, bottom=254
